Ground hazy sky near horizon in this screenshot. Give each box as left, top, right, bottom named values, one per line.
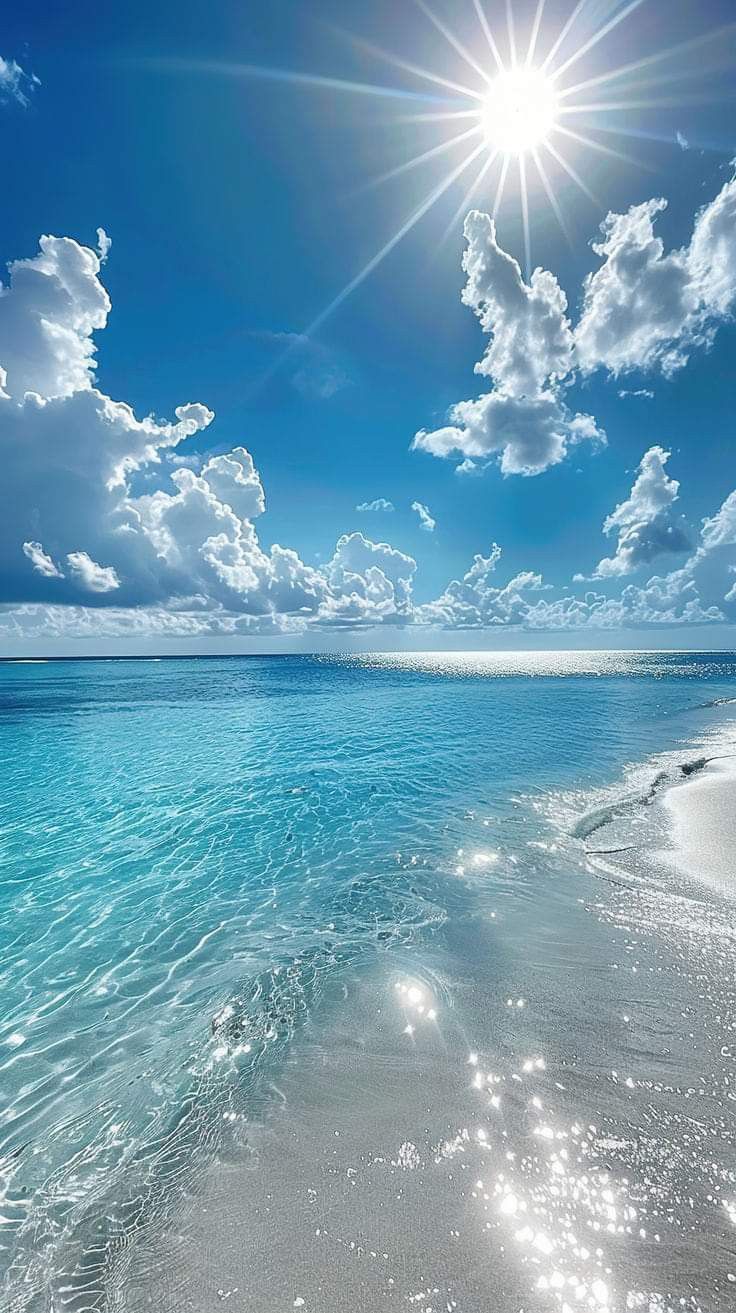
left=2, top=0, right=736, bottom=654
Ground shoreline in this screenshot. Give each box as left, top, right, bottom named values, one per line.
left=121, top=717, right=736, bottom=1313
left=4, top=670, right=736, bottom=1312
left=660, top=753, right=736, bottom=892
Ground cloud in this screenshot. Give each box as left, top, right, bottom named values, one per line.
left=415, top=173, right=736, bottom=484
left=0, top=600, right=312, bottom=643
left=417, top=563, right=546, bottom=630
left=22, top=541, right=64, bottom=579
left=593, top=446, right=691, bottom=578
left=24, top=541, right=122, bottom=593
left=258, top=330, right=349, bottom=400
left=414, top=389, right=603, bottom=477
left=413, top=211, right=604, bottom=476
left=416, top=543, right=544, bottom=629
left=292, top=361, right=349, bottom=400
left=416, top=546, right=723, bottom=633
left=0, top=234, right=112, bottom=399
left=525, top=570, right=723, bottom=630
left=356, top=498, right=394, bottom=512
left=676, top=131, right=689, bottom=151
left=411, top=466, right=736, bottom=634
left=131, top=465, right=325, bottom=617
left=576, top=172, right=736, bottom=377
left=0, top=55, right=38, bottom=108
left=327, top=533, right=415, bottom=605
left=0, top=231, right=418, bottom=632
left=66, top=552, right=120, bottom=593
left=700, top=488, right=736, bottom=550
left=569, top=475, right=736, bottom=627
left=199, top=447, right=266, bottom=521
left=461, top=210, right=574, bottom=393
left=2, top=226, right=735, bottom=646
left=1, top=380, right=217, bottom=608
left=97, top=228, right=112, bottom=262
left=412, top=500, right=436, bottom=532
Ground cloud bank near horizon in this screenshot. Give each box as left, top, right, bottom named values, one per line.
left=1, top=213, right=735, bottom=645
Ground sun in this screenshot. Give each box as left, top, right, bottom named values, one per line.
left=241, top=0, right=731, bottom=345
left=481, top=68, right=559, bottom=156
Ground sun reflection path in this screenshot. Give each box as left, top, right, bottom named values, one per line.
left=389, top=957, right=724, bottom=1313
left=390, top=970, right=638, bottom=1309
left=464, top=1049, right=647, bottom=1312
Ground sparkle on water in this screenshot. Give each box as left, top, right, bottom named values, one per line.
left=2, top=652, right=736, bottom=1310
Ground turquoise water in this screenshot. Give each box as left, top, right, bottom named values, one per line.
left=1, top=652, right=736, bottom=1311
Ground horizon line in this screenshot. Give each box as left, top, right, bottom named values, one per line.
left=2, top=647, right=736, bottom=664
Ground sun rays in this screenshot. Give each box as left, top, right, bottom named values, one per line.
left=351, top=0, right=730, bottom=276
left=288, top=0, right=732, bottom=331
left=152, top=1, right=735, bottom=367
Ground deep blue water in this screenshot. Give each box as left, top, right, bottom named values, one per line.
left=1, top=651, right=736, bottom=1311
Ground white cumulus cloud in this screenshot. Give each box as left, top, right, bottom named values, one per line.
left=576, top=172, right=736, bottom=377
left=22, top=541, right=64, bottom=579
left=356, top=498, right=395, bottom=512
left=413, top=211, right=604, bottom=476
left=594, top=446, right=691, bottom=577
left=0, top=230, right=419, bottom=633
left=3, top=222, right=736, bottom=646
left=66, top=552, right=120, bottom=593
left=0, top=234, right=111, bottom=399
left=416, top=544, right=546, bottom=629
left=199, top=447, right=266, bottom=521
left=414, top=174, right=736, bottom=484
left=412, top=501, right=436, bottom=532
left=323, top=533, right=416, bottom=626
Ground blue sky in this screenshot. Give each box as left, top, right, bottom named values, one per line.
left=2, top=0, right=736, bottom=653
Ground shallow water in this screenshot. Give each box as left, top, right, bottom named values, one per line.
left=1, top=652, right=735, bottom=1311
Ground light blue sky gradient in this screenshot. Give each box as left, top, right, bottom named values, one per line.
left=2, top=0, right=736, bottom=652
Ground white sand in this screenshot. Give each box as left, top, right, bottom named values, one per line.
left=662, top=756, right=736, bottom=891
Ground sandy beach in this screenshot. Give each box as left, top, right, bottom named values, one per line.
left=662, top=757, right=736, bottom=892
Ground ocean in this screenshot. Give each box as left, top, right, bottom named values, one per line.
left=1, top=652, right=735, bottom=1312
